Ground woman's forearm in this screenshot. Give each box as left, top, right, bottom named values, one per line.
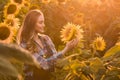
left=60, top=46, right=69, bottom=55
left=46, top=46, right=69, bottom=61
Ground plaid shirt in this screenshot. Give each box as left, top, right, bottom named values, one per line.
left=20, top=35, right=58, bottom=70
left=20, top=35, right=61, bottom=79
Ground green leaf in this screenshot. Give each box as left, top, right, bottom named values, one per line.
left=103, top=45, right=120, bottom=59
left=0, top=43, right=39, bottom=68
left=89, top=57, right=105, bottom=73
left=64, top=72, right=74, bottom=80
left=0, top=57, right=21, bottom=79
left=56, top=53, right=79, bottom=68
left=80, top=74, right=89, bottom=80
left=101, top=68, right=120, bottom=80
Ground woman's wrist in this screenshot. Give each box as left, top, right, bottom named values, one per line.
left=61, top=46, right=69, bottom=55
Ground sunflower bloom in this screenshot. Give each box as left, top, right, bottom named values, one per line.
left=0, top=23, right=14, bottom=44
left=60, top=23, right=83, bottom=43
left=11, top=0, right=24, bottom=5
left=4, top=3, right=20, bottom=18
left=29, top=4, right=40, bottom=10
left=4, top=16, right=20, bottom=35
left=23, top=1, right=30, bottom=7
left=4, top=16, right=20, bottom=28
left=93, top=36, right=106, bottom=51
left=11, top=0, right=30, bottom=7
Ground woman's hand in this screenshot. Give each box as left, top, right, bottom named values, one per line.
left=65, top=38, right=79, bottom=51
left=58, top=38, right=79, bottom=56
left=61, top=38, right=79, bottom=54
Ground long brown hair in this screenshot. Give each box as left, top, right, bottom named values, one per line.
left=17, top=10, right=44, bottom=53
left=17, top=9, right=43, bottom=44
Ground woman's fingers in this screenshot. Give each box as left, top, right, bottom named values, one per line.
left=73, top=39, right=79, bottom=48
left=69, top=39, right=78, bottom=47
left=66, top=38, right=79, bottom=51
left=74, top=38, right=79, bottom=45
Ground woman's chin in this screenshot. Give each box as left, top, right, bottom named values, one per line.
left=39, top=30, right=44, bottom=33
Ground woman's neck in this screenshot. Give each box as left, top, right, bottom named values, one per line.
left=33, top=33, right=39, bottom=40
left=33, top=33, right=44, bottom=49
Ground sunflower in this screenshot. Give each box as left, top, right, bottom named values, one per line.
left=4, top=3, right=20, bottom=18
left=60, top=23, right=83, bottom=43
left=92, top=36, right=106, bottom=51
left=29, top=4, right=40, bottom=10
left=23, top=0, right=30, bottom=7
left=4, top=16, right=20, bottom=35
left=0, top=23, right=14, bottom=44
left=11, top=0, right=24, bottom=5
left=4, top=16, right=20, bottom=28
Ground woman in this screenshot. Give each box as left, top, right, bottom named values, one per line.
left=17, top=9, right=78, bottom=80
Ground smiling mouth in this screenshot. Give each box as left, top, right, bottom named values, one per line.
left=41, top=29, right=44, bottom=33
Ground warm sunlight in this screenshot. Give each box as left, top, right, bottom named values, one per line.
left=0, top=0, right=120, bottom=80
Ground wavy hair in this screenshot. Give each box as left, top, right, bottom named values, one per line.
left=17, top=9, right=43, bottom=45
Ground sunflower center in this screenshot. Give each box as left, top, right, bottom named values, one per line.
left=7, top=4, right=17, bottom=14
left=24, top=2, right=29, bottom=7
left=14, top=0, right=22, bottom=4
left=0, top=27, right=10, bottom=40
left=96, top=40, right=102, bottom=48
left=70, top=29, right=76, bottom=40
left=64, top=28, right=71, bottom=37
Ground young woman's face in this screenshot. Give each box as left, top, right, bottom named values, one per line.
left=34, top=15, right=45, bottom=33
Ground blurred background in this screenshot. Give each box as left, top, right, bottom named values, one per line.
left=0, top=0, right=120, bottom=80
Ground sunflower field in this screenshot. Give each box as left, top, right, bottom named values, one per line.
left=0, top=0, right=120, bottom=80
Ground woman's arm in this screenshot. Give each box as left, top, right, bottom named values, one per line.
left=44, top=35, right=78, bottom=55
left=46, top=38, right=79, bottom=61
left=56, top=38, right=79, bottom=56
